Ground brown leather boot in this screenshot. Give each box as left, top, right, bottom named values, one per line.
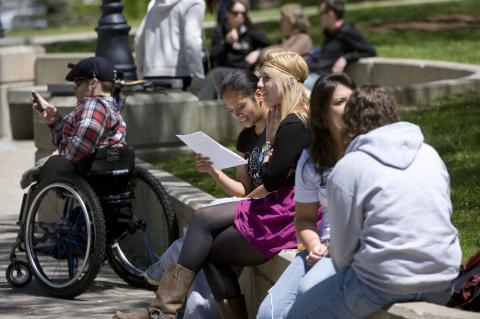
left=217, top=295, right=249, bottom=319
left=113, top=264, right=195, bottom=319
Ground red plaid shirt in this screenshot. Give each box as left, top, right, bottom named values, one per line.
left=50, top=96, right=127, bottom=163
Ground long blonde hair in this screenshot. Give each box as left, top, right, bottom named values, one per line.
left=261, top=51, right=310, bottom=135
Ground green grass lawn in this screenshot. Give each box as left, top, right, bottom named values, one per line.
left=8, top=0, right=480, bottom=65
left=154, top=93, right=480, bottom=262
left=402, top=93, right=480, bottom=262
left=154, top=152, right=236, bottom=199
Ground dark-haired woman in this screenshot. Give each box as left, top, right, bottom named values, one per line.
left=257, top=73, right=355, bottom=319
left=197, top=0, right=270, bottom=100
left=141, top=69, right=268, bottom=319
left=114, top=51, right=310, bottom=319
left=285, top=85, right=461, bottom=318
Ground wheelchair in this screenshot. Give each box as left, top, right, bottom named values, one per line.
left=5, top=147, right=179, bottom=298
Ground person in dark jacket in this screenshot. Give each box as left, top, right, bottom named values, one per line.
left=196, top=0, right=270, bottom=100
left=304, top=0, right=376, bottom=90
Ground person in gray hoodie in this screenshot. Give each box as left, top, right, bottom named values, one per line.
left=285, top=85, right=462, bottom=319
left=134, top=0, right=206, bottom=90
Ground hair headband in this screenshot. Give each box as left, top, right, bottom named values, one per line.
left=262, top=61, right=301, bottom=82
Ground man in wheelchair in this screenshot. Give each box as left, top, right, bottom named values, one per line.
left=6, top=56, right=175, bottom=297
left=21, top=56, right=127, bottom=189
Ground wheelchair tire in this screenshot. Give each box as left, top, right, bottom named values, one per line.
left=24, top=173, right=106, bottom=298
left=6, top=261, right=32, bottom=288
left=106, top=166, right=178, bottom=288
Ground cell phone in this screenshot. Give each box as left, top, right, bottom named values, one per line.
left=31, top=91, right=45, bottom=112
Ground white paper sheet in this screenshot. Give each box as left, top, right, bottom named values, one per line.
left=176, top=131, right=247, bottom=170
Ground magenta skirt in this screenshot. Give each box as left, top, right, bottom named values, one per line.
left=234, top=185, right=298, bottom=258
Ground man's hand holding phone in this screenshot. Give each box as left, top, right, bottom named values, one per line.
left=31, top=91, right=59, bottom=125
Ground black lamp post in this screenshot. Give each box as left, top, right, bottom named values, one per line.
left=95, top=0, right=136, bottom=80
left=0, top=7, right=5, bottom=38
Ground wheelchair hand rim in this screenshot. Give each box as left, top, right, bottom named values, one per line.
left=25, top=183, right=93, bottom=289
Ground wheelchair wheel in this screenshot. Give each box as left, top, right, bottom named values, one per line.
left=106, top=166, right=178, bottom=288
left=24, top=173, right=105, bottom=298
left=6, top=261, right=32, bottom=288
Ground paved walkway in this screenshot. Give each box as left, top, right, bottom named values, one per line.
left=0, top=139, right=154, bottom=319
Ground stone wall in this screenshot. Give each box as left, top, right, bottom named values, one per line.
left=346, top=57, right=480, bottom=105
left=0, top=44, right=44, bottom=138
left=31, top=92, right=242, bottom=161
left=6, top=53, right=480, bottom=144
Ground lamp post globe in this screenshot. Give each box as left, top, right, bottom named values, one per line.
left=95, top=0, right=136, bottom=80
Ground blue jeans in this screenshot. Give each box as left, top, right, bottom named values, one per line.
left=256, top=251, right=336, bottom=319
left=285, top=266, right=452, bottom=319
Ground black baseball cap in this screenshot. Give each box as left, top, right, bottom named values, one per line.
left=65, top=56, right=116, bottom=82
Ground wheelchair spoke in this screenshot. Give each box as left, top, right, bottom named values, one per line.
left=51, top=242, right=64, bottom=281
left=142, top=232, right=157, bottom=264
left=63, top=198, right=74, bottom=224
left=43, top=189, right=63, bottom=223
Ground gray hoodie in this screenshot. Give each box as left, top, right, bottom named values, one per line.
left=135, top=0, right=205, bottom=80
left=327, top=121, right=461, bottom=293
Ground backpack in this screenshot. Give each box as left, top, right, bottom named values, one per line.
left=447, top=250, right=480, bottom=311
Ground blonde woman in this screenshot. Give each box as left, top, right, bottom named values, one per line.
left=245, top=3, right=313, bottom=66
left=113, top=51, right=310, bottom=319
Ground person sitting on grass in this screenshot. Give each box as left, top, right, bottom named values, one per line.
left=285, top=85, right=461, bottom=319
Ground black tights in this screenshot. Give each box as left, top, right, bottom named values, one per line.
left=177, top=202, right=270, bottom=301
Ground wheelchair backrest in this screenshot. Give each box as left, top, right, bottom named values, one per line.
left=77, top=147, right=135, bottom=197
left=77, top=147, right=135, bottom=177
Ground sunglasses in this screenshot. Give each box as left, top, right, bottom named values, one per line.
left=74, top=77, right=90, bottom=86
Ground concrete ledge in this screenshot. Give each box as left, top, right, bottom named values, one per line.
left=28, top=89, right=241, bottom=160
left=347, top=57, right=480, bottom=105
left=32, top=54, right=480, bottom=107
left=134, top=159, right=480, bottom=319
left=1, top=81, right=35, bottom=139
left=0, top=45, right=45, bottom=83
left=370, top=302, right=480, bottom=319
left=7, top=85, right=50, bottom=140
left=34, top=53, right=92, bottom=85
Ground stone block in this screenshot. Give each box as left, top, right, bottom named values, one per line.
left=371, top=62, right=424, bottom=87
left=371, top=302, right=480, bottom=319
left=346, top=58, right=374, bottom=85
left=1, top=82, right=36, bottom=139
left=7, top=85, right=50, bottom=140
left=0, top=45, right=45, bottom=83
left=122, top=91, right=241, bottom=147
left=198, top=99, right=242, bottom=141
left=35, top=53, right=92, bottom=85
left=122, top=90, right=200, bottom=146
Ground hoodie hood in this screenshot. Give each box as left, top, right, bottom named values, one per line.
left=150, top=0, right=182, bottom=12
left=345, top=121, right=424, bottom=170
